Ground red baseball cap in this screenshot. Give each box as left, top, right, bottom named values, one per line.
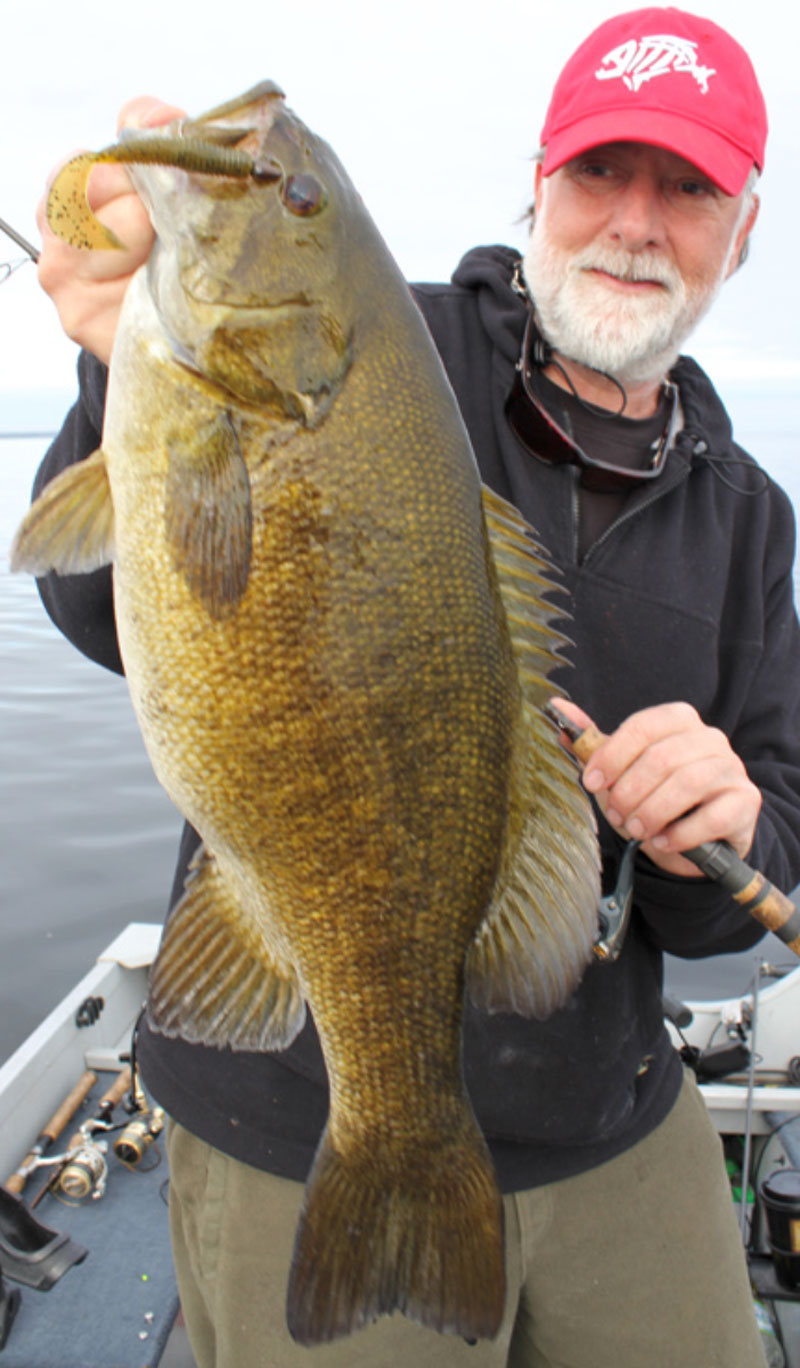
left=540, top=7, right=767, bottom=194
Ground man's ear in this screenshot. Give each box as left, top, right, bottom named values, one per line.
left=726, top=193, right=760, bottom=278
left=533, top=161, right=545, bottom=202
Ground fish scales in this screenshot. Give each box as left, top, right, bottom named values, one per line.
left=13, top=82, right=601, bottom=1347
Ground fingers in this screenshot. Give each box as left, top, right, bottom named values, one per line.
left=551, top=698, right=762, bottom=877
left=36, top=156, right=153, bottom=266
left=35, top=95, right=185, bottom=365
left=35, top=163, right=153, bottom=364
left=116, top=96, right=188, bottom=133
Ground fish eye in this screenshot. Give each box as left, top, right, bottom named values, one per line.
left=280, top=174, right=326, bottom=216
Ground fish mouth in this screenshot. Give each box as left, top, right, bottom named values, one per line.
left=179, top=80, right=288, bottom=182
left=179, top=264, right=315, bottom=312
left=182, top=287, right=310, bottom=311
left=46, top=82, right=291, bottom=253
left=183, top=81, right=287, bottom=138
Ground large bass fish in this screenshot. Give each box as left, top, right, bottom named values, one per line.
left=13, top=83, right=600, bottom=1345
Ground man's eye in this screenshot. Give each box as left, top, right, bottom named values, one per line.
left=568, top=160, right=619, bottom=188
left=677, top=179, right=714, bottom=198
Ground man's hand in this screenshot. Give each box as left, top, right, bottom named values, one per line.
left=552, top=698, right=762, bottom=877
left=35, top=97, right=186, bottom=365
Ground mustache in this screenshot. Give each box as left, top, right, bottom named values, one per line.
left=572, top=249, right=682, bottom=292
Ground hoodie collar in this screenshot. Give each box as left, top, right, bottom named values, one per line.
left=450, top=244, right=736, bottom=460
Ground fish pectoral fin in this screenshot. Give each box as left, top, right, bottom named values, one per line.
left=467, top=700, right=601, bottom=1019
left=165, top=411, right=253, bottom=618
left=287, top=1116, right=504, bottom=1345
left=10, top=449, right=115, bottom=576
left=147, top=847, right=306, bottom=1051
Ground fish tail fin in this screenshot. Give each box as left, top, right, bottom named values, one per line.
left=286, top=1116, right=505, bottom=1346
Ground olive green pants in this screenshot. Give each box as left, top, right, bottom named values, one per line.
left=166, top=1072, right=767, bottom=1367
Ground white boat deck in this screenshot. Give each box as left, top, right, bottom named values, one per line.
left=0, top=923, right=161, bottom=1181
left=1, top=926, right=799, bottom=1366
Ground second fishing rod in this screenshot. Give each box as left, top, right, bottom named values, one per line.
left=545, top=699, right=800, bottom=959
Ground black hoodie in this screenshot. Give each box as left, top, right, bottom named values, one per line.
left=32, top=245, right=800, bottom=1191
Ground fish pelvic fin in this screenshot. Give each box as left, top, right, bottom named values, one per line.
left=10, top=450, right=115, bottom=576
left=165, top=411, right=252, bottom=618
left=286, top=1115, right=505, bottom=1346
left=147, top=847, right=306, bottom=1051
left=471, top=486, right=601, bottom=1019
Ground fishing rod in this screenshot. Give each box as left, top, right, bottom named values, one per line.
left=545, top=699, right=800, bottom=957
left=0, top=216, right=39, bottom=264
left=32, top=1067, right=133, bottom=1205
left=30, top=1065, right=165, bottom=1206
left=4, top=1070, right=97, bottom=1195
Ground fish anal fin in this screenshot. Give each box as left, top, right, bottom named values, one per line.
left=287, top=1116, right=504, bottom=1345
left=165, top=410, right=252, bottom=618
left=147, top=847, right=305, bottom=1051
left=468, top=700, right=600, bottom=1019
left=10, top=449, right=115, bottom=576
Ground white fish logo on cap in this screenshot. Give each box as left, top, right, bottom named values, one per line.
left=596, top=35, right=716, bottom=94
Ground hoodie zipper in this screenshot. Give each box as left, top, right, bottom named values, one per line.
left=578, top=433, right=703, bottom=568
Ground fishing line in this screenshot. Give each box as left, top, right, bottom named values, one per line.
left=740, top=958, right=762, bottom=1245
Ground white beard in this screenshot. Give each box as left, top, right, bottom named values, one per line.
left=521, top=226, right=726, bottom=384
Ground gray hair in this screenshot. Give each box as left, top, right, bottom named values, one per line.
left=733, top=166, right=760, bottom=269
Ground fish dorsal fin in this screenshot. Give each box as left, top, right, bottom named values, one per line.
left=467, top=486, right=601, bottom=1019
left=10, top=449, right=115, bottom=576
left=480, top=484, right=574, bottom=693
left=147, top=846, right=306, bottom=1051
left=165, top=411, right=252, bottom=618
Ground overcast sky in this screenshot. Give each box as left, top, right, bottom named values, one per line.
left=2, top=0, right=799, bottom=429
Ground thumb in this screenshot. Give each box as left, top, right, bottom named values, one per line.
left=117, top=97, right=188, bottom=133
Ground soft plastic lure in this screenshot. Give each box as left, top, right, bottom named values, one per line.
left=46, top=134, right=281, bottom=251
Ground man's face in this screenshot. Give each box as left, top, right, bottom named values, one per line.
left=522, top=142, right=759, bottom=384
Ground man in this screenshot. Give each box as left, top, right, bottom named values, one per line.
left=29, top=8, right=800, bottom=1365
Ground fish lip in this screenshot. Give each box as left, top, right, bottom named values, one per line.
left=180, top=81, right=287, bottom=162
left=188, top=80, right=286, bottom=130
left=179, top=279, right=314, bottom=311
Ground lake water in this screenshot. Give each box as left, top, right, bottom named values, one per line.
left=1, top=435, right=181, bottom=1064
left=2, top=381, right=800, bottom=1066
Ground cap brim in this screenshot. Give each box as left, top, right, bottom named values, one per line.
left=541, top=109, right=755, bottom=196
